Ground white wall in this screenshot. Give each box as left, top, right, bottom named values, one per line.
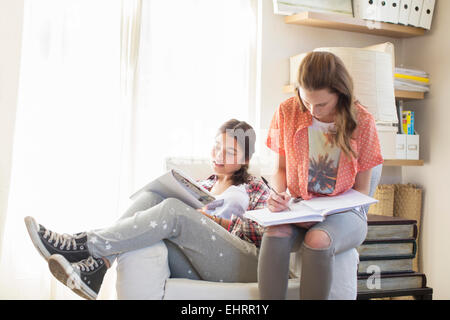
left=0, top=0, right=24, bottom=253
left=399, top=0, right=450, bottom=299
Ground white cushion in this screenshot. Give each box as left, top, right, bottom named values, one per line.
left=115, top=243, right=358, bottom=300
left=162, top=278, right=301, bottom=300
left=162, top=248, right=358, bottom=300
left=116, top=242, right=170, bottom=300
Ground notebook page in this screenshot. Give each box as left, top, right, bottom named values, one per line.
left=302, top=189, right=378, bottom=213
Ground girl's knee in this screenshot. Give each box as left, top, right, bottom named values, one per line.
left=140, top=190, right=164, bottom=202
left=264, top=224, right=295, bottom=238
left=161, top=198, right=194, bottom=218
left=304, top=229, right=332, bottom=250
left=161, top=197, right=183, bottom=209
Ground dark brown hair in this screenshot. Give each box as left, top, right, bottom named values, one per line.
left=296, top=51, right=358, bottom=158
left=216, top=119, right=256, bottom=186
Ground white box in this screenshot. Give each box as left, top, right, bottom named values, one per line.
left=406, top=134, right=420, bottom=160
left=419, top=0, right=435, bottom=29
left=396, top=134, right=407, bottom=159
left=377, top=125, right=398, bottom=159
left=408, top=0, right=423, bottom=27
left=398, top=0, right=412, bottom=25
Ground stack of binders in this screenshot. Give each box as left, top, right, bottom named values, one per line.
left=395, top=67, right=430, bottom=92
left=353, top=0, right=436, bottom=30
left=357, top=214, right=427, bottom=295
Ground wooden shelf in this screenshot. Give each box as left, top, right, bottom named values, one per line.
left=284, top=11, right=426, bottom=38
left=395, top=90, right=425, bottom=100
left=283, top=85, right=425, bottom=100
left=383, top=159, right=424, bottom=166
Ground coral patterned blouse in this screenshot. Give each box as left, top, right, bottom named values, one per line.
left=266, top=97, right=384, bottom=200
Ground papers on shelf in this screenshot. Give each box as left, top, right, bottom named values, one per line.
left=394, top=67, right=430, bottom=92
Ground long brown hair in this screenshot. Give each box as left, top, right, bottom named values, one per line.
left=216, top=119, right=256, bottom=185
left=296, top=51, right=358, bottom=158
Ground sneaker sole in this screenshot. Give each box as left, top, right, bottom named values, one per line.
left=48, top=254, right=98, bottom=300
left=24, top=216, right=52, bottom=261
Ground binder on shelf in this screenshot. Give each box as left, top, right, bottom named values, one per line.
left=379, top=0, right=400, bottom=23
left=408, top=0, right=423, bottom=27
left=377, top=0, right=390, bottom=22
left=387, top=0, right=401, bottom=24
left=407, top=133, right=420, bottom=160
left=353, top=0, right=378, bottom=21
left=398, top=0, right=412, bottom=25
left=377, top=125, right=398, bottom=159
left=396, top=134, right=407, bottom=159
left=396, top=133, right=419, bottom=160
left=419, top=0, right=435, bottom=30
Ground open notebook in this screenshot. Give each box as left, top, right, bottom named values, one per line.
left=243, top=189, right=378, bottom=227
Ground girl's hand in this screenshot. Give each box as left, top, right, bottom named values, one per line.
left=267, top=191, right=291, bottom=212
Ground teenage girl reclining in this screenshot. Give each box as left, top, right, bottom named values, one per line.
left=25, top=119, right=270, bottom=300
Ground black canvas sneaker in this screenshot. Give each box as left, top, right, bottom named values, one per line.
left=24, top=216, right=90, bottom=263
left=48, top=254, right=107, bottom=300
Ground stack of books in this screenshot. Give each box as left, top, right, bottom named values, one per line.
left=401, top=110, right=415, bottom=135
left=357, top=214, right=427, bottom=295
left=394, top=67, right=430, bottom=93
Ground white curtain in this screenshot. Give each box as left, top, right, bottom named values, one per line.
left=131, top=0, right=258, bottom=190
left=0, top=0, right=258, bottom=299
left=0, top=0, right=123, bottom=299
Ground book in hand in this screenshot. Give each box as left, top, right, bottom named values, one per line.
left=129, top=169, right=216, bottom=209
left=365, top=214, right=417, bottom=241
left=357, top=272, right=426, bottom=293
left=243, top=189, right=378, bottom=227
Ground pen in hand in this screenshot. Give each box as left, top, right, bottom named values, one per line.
left=261, top=176, right=291, bottom=211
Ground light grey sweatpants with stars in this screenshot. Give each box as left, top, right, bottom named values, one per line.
left=86, top=191, right=259, bottom=283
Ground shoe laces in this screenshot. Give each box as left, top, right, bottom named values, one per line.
left=75, top=256, right=103, bottom=272
left=43, top=229, right=85, bottom=250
